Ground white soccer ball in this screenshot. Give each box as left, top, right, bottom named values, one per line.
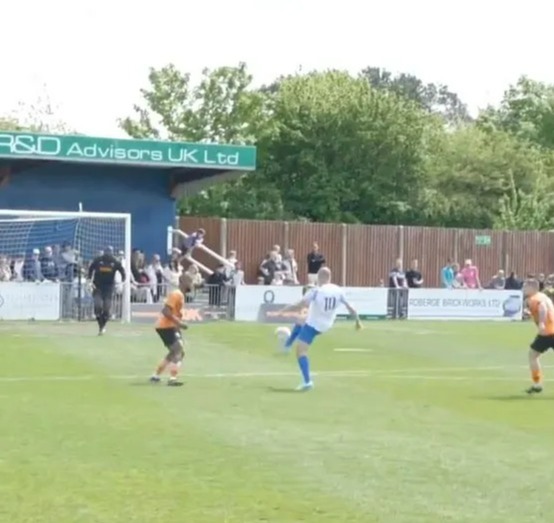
left=275, top=326, right=291, bottom=341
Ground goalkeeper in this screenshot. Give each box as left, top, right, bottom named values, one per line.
left=88, top=246, right=126, bottom=335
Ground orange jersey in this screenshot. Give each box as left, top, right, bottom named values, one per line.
left=155, top=290, right=185, bottom=329
left=528, top=292, right=554, bottom=335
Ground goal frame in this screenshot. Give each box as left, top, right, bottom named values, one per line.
left=0, top=209, right=132, bottom=323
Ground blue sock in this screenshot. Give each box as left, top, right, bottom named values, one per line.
left=285, top=323, right=302, bottom=348
left=297, top=355, right=311, bottom=384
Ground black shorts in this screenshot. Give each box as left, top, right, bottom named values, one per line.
left=156, top=327, right=181, bottom=348
left=93, top=285, right=114, bottom=301
left=530, top=334, right=554, bottom=353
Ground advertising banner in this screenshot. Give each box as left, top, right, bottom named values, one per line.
left=131, top=303, right=228, bottom=324
left=336, top=287, right=388, bottom=320
left=407, top=288, right=523, bottom=320
left=234, top=286, right=304, bottom=322
left=0, top=282, right=61, bottom=320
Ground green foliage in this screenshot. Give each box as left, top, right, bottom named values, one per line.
left=120, top=63, right=554, bottom=231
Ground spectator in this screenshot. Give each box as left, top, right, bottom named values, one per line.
left=389, top=258, right=407, bottom=289
left=282, top=249, right=299, bottom=285
left=461, top=259, right=481, bottom=289
left=388, top=258, right=408, bottom=319
left=452, top=263, right=465, bottom=288
left=306, top=242, right=326, bottom=285
left=146, top=254, right=164, bottom=303
left=272, top=245, right=282, bottom=263
left=10, top=254, right=25, bottom=282
left=488, top=270, right=506, bottom=290
left=225, top=250, right=238, bottom=279
left=230, top=261, right=245, bottom=286
left=207, top=264, right=229, bottom=306
left=406, top=259, right=424, bottom=288
left=181, top=228, right=205, bottom=257
left=259, top=251, right=281, bottom=285
left=505, top=271, right=522, bottom=290
left=130, top=249, right=150, bottom=302
left=58, top=242, right=77, bottom=281
left=24, top=248, right=43, bottom=281
left=40, top=246, right=59, bottom=281
left=0, top=255, right=11, bottom=281
left=162, top=260, right=181, bottom=292
left=441, top=259, right=455, bottom=288
left=184, top=264, right=204, bottom=302
left=538, top=273, right=546, bottom=291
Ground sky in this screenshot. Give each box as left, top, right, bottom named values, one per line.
left=2, top=0, right=553, bottom=138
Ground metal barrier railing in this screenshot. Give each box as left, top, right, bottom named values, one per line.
left=58, top=282, right=237, bottom=321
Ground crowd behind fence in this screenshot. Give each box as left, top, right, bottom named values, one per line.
left=179, top=217, right=554, bottom=288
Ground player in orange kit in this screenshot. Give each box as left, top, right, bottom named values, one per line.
left=523, top=278, right=554, bottom=394
left=149, top=273, right=192, bottom=387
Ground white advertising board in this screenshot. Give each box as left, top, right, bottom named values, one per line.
left=234, top=285, right=303, bottom=322
left=234, top=285, right=389, bottom=323
left=337, top=287, right=388, bottom=319
left=407, top=288, right=523, bottom=320
left=0, top=282, right=61, bottom=320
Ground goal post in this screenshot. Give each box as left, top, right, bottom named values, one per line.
left=0, top=209, right=132, bottom=322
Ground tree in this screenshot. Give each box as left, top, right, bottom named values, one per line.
left=478, top=76, right=554, bottom=149
left=423, top=125, right=554, bottom=228
left=1, top=87, right=72, bottom=134
left=121, top=63, right=283, bottom=218
left=121, top=62, right=268, bottom=144
left=495, top=170, right=554, bottom=230
left=258, top=70, right=437, bottom=224
left=361, top=67, right=471, bottom=124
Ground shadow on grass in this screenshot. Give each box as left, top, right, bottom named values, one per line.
left=266, top=386, right=299, bottom=394
left=474, top=394, right=553, bottom=401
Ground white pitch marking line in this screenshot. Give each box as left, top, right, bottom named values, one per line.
left=0, top=367, right=533, bottom=383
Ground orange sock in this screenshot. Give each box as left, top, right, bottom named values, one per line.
left=531, top=370, right=543, bottom=384
left=155, top=360, right=168, bottom=376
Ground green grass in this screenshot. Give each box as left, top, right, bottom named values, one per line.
left=1, top=320, right=553, bottom=523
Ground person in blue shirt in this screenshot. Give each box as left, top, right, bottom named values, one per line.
left=441, top=260, right=455, bottom=288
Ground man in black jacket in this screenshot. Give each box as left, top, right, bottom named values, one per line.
left=88, top=246, right=126, bottom=335
left=306, top=242, right=325, bottom=286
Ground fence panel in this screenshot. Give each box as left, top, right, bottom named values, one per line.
left=346, top=225, right=398, bottom=286
left=503, top=230, right=554, bottom=278
left=403, top=227, right=458, bottom=287
left=227, top=219, right=286, bottom=284
left=288, top=221, right=343, bottom=284
left=176, top=216, right=554, bottom=286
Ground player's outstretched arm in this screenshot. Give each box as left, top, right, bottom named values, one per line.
left=116, top=260, right=126, bottom=282
left=87, top=257, right=98, bottom=280
left=278, top=298, right=310, bottom=314
left=343, top=299, right=362, bottom=330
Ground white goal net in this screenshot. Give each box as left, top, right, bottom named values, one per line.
left=0, top=209, right=131, bottom=322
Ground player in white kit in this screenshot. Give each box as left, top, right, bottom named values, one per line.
left=278, top=267, right=362, bottom=390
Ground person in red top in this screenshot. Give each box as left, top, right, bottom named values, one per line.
left=524, top=278, right=554, bottom=394
left=150, top=273, right=191, bottom=387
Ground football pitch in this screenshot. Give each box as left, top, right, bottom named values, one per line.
left=1, top=320, right=553, bottom=523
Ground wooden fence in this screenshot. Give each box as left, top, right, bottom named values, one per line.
left=179, top=217, right=554, bottom=287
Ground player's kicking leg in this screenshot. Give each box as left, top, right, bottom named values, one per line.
left=293, top=324, right=320, bottom=391
left=283, top=320, right=305, bottom=352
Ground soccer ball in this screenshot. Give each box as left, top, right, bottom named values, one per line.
left=275, top=326, right=291, bottom=340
